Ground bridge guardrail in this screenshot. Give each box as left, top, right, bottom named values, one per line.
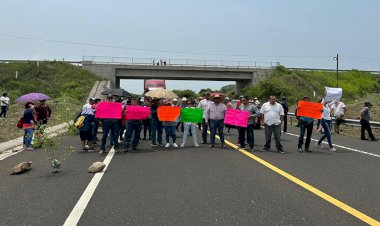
left=287, top=113, right=380, bottom=129
left=82, top=55, right=280, bottom=69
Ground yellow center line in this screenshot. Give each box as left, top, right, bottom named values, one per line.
left=208, top=131, right=380, bottom=225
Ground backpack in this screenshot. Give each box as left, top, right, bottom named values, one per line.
left=75, top=115, right=85, bottom=128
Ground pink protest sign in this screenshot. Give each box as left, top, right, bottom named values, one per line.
left=125, top=106, right=150, bottom=120
left=224, top=109, right=249, bottom=127
left=95, top=102, right=122, bottom=119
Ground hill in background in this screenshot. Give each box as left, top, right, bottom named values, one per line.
left=0, top=61, right=101, bottom=142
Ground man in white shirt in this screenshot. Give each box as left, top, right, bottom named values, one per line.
left=260, top=96, right=285, bottom=154
left=0, top=93, right=10, bottom=118
left=205, top=94, right=227, bottom=148
left=331, top=100, right=346, bottom=134
left=197, top=92, right=212, bottom=144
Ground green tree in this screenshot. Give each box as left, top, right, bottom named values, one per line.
left=172, top=89, right=198, bottom=99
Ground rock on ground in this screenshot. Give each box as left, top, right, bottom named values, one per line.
left=10, top=161, right=32, bottom=175
left=88, top=162, right=106, bottom=173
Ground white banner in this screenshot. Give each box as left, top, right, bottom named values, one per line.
left=325, top=87, right=342, bottom=101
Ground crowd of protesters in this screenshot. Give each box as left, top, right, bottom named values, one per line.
left=11, top=90, right=378, bottom=154
left=71, top=92, right=380, bottom=155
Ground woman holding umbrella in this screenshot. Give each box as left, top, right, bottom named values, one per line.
left=23, top=102, right=37, bottom=151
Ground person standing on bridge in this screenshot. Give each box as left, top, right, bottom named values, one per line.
left=360, top=102, right=377, bottom=141
left=238, top=96, right=259, bottom=152
left=316, top=99, right=336, bottom=152
left=260, top=96, right=285, bottom=154
left=297, top=96, right=314, bottom=152
left=197, top=92, right=212, bottom=144
left=205, top=94, right=227, bottom=148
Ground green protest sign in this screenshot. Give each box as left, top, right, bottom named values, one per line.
left=181, top=108, right=203, bottom=123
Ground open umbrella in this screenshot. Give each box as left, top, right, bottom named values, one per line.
left=100, top=88, right=132, bottom=97
left=16, top=93, right=50, bottom=103
left=144, top=88, right=178, bottom=99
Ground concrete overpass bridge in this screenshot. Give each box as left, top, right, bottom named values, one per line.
left=81, top=56, right=279, bottom=94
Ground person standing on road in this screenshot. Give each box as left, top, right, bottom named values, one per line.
left=238, top=96, right=259, bottom=152
left=124, top=98, right=143, bottom=152
left=76, top=108, right=96, bottom=151
left=150, top=98, right=163, bottom=146
left=99, top=95, right=121, bottom=154
left=205, top=94, right=227, bottom=148
left=331, top=100, right=346, bottom=134
left=260, top=96, right=285, bottom=154
left=316, top=99, right=336, bottom=152
left=297, top=96, right=315, bottom=152
left=162, top=100, right=179, bottom=148
left=280, top=96, right=289, bottom=133
left=181, top=101, right=199, bottom=147
left=0, top=93, right=10, bottom=118
left=22, top=102, right=37, bottom=151
left=197, top=92, right=212, bottom=144
left=35, top=100, right=52, bottom=125
left=360, top=102, right=377, bottom=141
left=142, top=100, right=151, bottom=140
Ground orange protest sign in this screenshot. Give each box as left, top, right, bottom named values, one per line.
left=157, top=106, right=181, bottom=121
left=296, top=101, right=323, bottom=119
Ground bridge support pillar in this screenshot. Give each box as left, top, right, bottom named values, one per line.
left=236, top=80, right=250, bottom=95
left=82, top=63, right=117, bottom=88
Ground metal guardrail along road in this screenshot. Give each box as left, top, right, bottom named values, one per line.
left=288, top=113, right=380, bottom=129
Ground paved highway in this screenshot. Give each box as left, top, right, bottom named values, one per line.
left=0, top=125, right=379, bottom=225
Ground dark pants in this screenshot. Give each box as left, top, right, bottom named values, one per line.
left=93, top=120, right=99, bottom=141
left=176, top=121, right=184, bottom=132
left=298, top=121, right=313, bottom=149
left=0, top=106, right=7, bottom=117
left=143, top=118, right=151, bottom=139
left=317, top=119, right=333, bottom=148
left=118, top=120, right=124, bottom=140
left=119, top=124, right=126, bottom=140
left=360, top=119, right=375, bottom=140
left=202, top=118, right=210, bottom=143
left=125, top=122, right=142, bottom=149
left=151, top=118, right=163, bottom=145
left=283, top=114, right=288, bottom=132
left=164, top=125, right=177, bottom=143
left=101, top=121, right=119, bottom=150
left=210, top=119, right=225, bottom=144
left=238, top=124, right=254, bottom=148
left=264, top=124, right=283, bottom=150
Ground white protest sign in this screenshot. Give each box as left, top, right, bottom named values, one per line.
left=325, top=87, right=342, bottom=101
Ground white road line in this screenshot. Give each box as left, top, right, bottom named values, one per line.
left=285, top=132, right=380, bottom=158
left=63, top=148, right=116, bottom=226
left=0, top=145, right=24, bottom=161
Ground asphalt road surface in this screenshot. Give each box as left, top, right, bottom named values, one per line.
left=0, top=124, right=379, bottom=226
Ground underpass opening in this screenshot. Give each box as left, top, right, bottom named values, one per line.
left=119, top=79, right=238, bottom=97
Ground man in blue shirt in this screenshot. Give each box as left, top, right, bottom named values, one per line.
left=298, top=96, right=314, bottom=152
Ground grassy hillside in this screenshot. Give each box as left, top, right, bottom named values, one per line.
left=0, top=61, right=101, bottom=142
left=243, top=66, right=380, bottom=107
left=242, top=66, right=380, bottom=138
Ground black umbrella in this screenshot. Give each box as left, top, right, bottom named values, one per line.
left=100, top=88, right=132, bottom=97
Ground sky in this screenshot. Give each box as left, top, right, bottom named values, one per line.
left=1, top=0, right=379, bottom=94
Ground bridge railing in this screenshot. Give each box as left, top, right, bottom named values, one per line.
left=82, top=55, right=280, bottom=68
left=287, top=113, right=380, bottom=129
